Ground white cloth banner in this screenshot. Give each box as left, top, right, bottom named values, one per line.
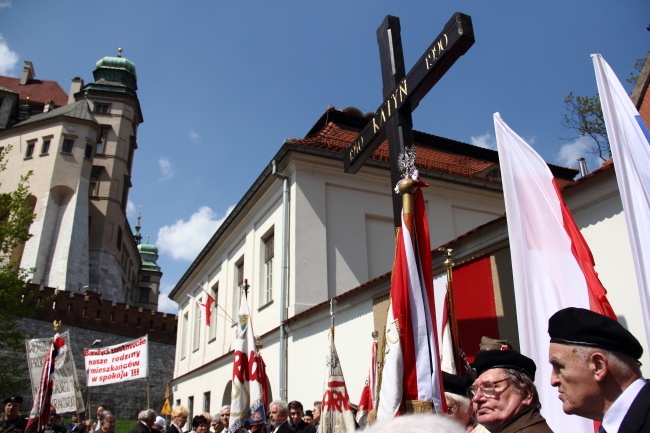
left=593, top=53, right=650, bottom=348
left=494, top=112, right=596, bottom=433
left=84, top=335, right=148, bottom=387
left=25, top=331, right=85, bottom=413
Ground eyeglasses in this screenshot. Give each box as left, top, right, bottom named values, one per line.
left=467, top=378, right=510, bottom=398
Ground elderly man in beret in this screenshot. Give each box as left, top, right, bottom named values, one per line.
left=548, top=307, right=649, bottom=433
left=0, top=396, right=26, bottom=433
left=469, top=349, right=553, bottom=432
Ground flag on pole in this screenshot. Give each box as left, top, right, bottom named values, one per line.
left=439, top=292, right=456, bottom=374
left=25, top=332, right=67, bottom=433
left=187, top=292, right=214, bottom=327
left=494, top=112, right=615, bottom=433
left=593, top=53, right=650, bottom=348
left=356, top=337, right=377, bottom=428
left=320, top=328, right=357, bottom=433
left=376, top=162, right=445, bottom=421
left=228, top=295, right=266, bottom=433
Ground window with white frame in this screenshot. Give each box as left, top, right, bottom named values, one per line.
left=208, top=282, right=218, bottom=342
left=262, top=232, right=274, bottom=305
left=192, top=299, right=201, bottom=352
left=233, top=259, right=244, bottom=323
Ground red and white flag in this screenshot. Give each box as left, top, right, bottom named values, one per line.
left=320, top=328, right=356, bottom=433
left=25, top=333, right=67, bottom=432
left=228, top=295, right=266, bottom=433
left=494, top=112, right=615, bottom=433
left=593, top=54, right=650, bottom=348
left=356, top=338, right=377, bottom=428
left=187, top=292, right=214, bottom=327
left=376, top=173, right=444, bottom=420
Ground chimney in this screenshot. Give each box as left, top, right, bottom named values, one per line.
left=68, top=77, right=84, bottom=104
left=20, top=61, right=35, bottom=85
left=577, top=157, right=589, bottom=177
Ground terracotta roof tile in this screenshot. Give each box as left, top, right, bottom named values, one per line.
left=0, top=76, right=68, bottom=108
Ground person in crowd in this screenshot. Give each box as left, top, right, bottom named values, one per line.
left=42, top=407, right=66, bottom=433
left=364, top=413, right=466, bottom=433
left=443, top=372, right=475, bottom=431
left=267, top=401, right=293, bottom=433
left=209, top=417, right=219, bottom=433
left=83, top=419, right=93, bottom=433
left=0, top=395, right=26, bottom=433
left=130, top=410, right=156, bottom=433
left=151, top=417, right=166, bottom=433
left=218, top=407, right=229, bottom=432
left=548, top=307, right=649, bottom=432
left=189, top=416, right=208, bottom=433
left=470, top=348, right=553, bottom=432
left=66, top=413, right=81, bottom=433
left=311, top=403, right=320, bottom=429
left=97, top=411, right=115, bottom=433
left=166, top=407, right=188, bottom=433
left=301, top=412, right=313, bottom=427
left=287, top=402, right=314, bottom=433
left=92, top=407, right=105, bottom=432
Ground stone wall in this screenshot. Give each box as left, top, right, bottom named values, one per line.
left=5, top=285, right=177, bottom=420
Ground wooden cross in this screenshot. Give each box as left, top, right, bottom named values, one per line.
left=343, top=13, right=474, bottom=227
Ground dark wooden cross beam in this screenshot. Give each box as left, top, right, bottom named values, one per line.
left=343, top=13, right=474, bottom=227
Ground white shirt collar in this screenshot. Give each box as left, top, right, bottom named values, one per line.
left=602, top=377, right=646, bottom=433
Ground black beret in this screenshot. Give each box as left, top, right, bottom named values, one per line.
left=479, top=336, right=513, bottom=352
left=442, top=372, right=470, bottom=396
left=3, top=395, right=23, bottom=404
left=471, top=349, right=536, bottom=381
left=548, top=307, right=643, bottom=359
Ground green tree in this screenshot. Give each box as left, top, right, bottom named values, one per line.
left=562, top=53, right=648, bottom=161
left=0, top=144, right=37, bottom=395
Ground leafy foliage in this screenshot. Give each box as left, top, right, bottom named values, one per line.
left=562, top=53, right=648, bottom=161
left=0, top=144, right=38, bottom=395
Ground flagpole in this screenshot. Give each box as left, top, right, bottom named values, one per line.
left=439, top=248, right=463, bottom=374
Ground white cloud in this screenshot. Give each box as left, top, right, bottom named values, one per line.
left=189, top=130, right=201, bottom=142
left=157, top=205, right=234, bottom=261
left=555, top=136, right=603, bottom=173
left=159, top=156, right=174, bottom=180
left=470, top=132, right=496, bottom=150
left=157, top=282, right=179, bottom=314
left=126, top=200, right=136, bottom=218
left=0, top=35, right=18, bottom=76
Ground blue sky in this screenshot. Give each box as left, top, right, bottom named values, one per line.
left=0, top=1, right=647, bottom=313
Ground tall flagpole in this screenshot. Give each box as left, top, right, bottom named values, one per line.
left=440, top=248, right=463, bottom=374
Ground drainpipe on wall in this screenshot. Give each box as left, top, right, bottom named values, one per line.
left=271, top=159, right=289, bottom=401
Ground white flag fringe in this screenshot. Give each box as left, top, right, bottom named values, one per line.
left=593, top=53, right=650, bottom=348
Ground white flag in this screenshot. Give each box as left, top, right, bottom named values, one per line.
left=593, top=53, right=650, bottom=348
left=319, top=328, right=356, bottom=433
left=494, top=112, right=615, bottom=433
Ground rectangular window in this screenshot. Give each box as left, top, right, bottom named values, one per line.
left=96, top=125, right=110, bottom=155
left=90, top=166, right=102, bottom=197
left=41, top=138, right=51, bottom=155
left=203, top=392, right=211, bottom=413
left=85, top=143, right=93, bottom=159
left=208, top=283, right=218, bottom=341
left=233, top=260, right=244, bottom=323
left=187, top=396, right=194, bottom=422
left=62, top=138, right=74, bottom=153
left=139, top=287, right=149, bottom=303
left=263, top=233, right=274, bottom=305
left=25, top=141, right=35, bottom=158
left=94, top=103, right=111, bottom=114
left=192, top=299, right=201, bottom=352
left=181, top=312, right=189, bottom=359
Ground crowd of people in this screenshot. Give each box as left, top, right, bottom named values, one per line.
left=1, top=307, right=648, bottom=433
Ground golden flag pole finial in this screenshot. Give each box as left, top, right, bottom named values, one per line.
left=53, top=320, right=62, bottom=333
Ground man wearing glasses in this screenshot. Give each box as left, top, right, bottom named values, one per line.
left=469, top=349, right=553, bottom=432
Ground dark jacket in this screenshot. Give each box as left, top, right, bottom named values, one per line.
left=291, top=421, right=314, bottom=433
left=619, top=381, right=650, bottom=433
left=493, top=408, right=553, bottom=433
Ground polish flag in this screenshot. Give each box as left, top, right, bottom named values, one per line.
left=376, top=171, right=445, bottom=420
left=494, top=112, right=615, bottom=433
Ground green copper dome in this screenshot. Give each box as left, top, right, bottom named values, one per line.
left=92, top=49, right=138, bottom=92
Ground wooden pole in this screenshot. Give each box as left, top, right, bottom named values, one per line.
left=440, top=248, right=463, bottom=374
